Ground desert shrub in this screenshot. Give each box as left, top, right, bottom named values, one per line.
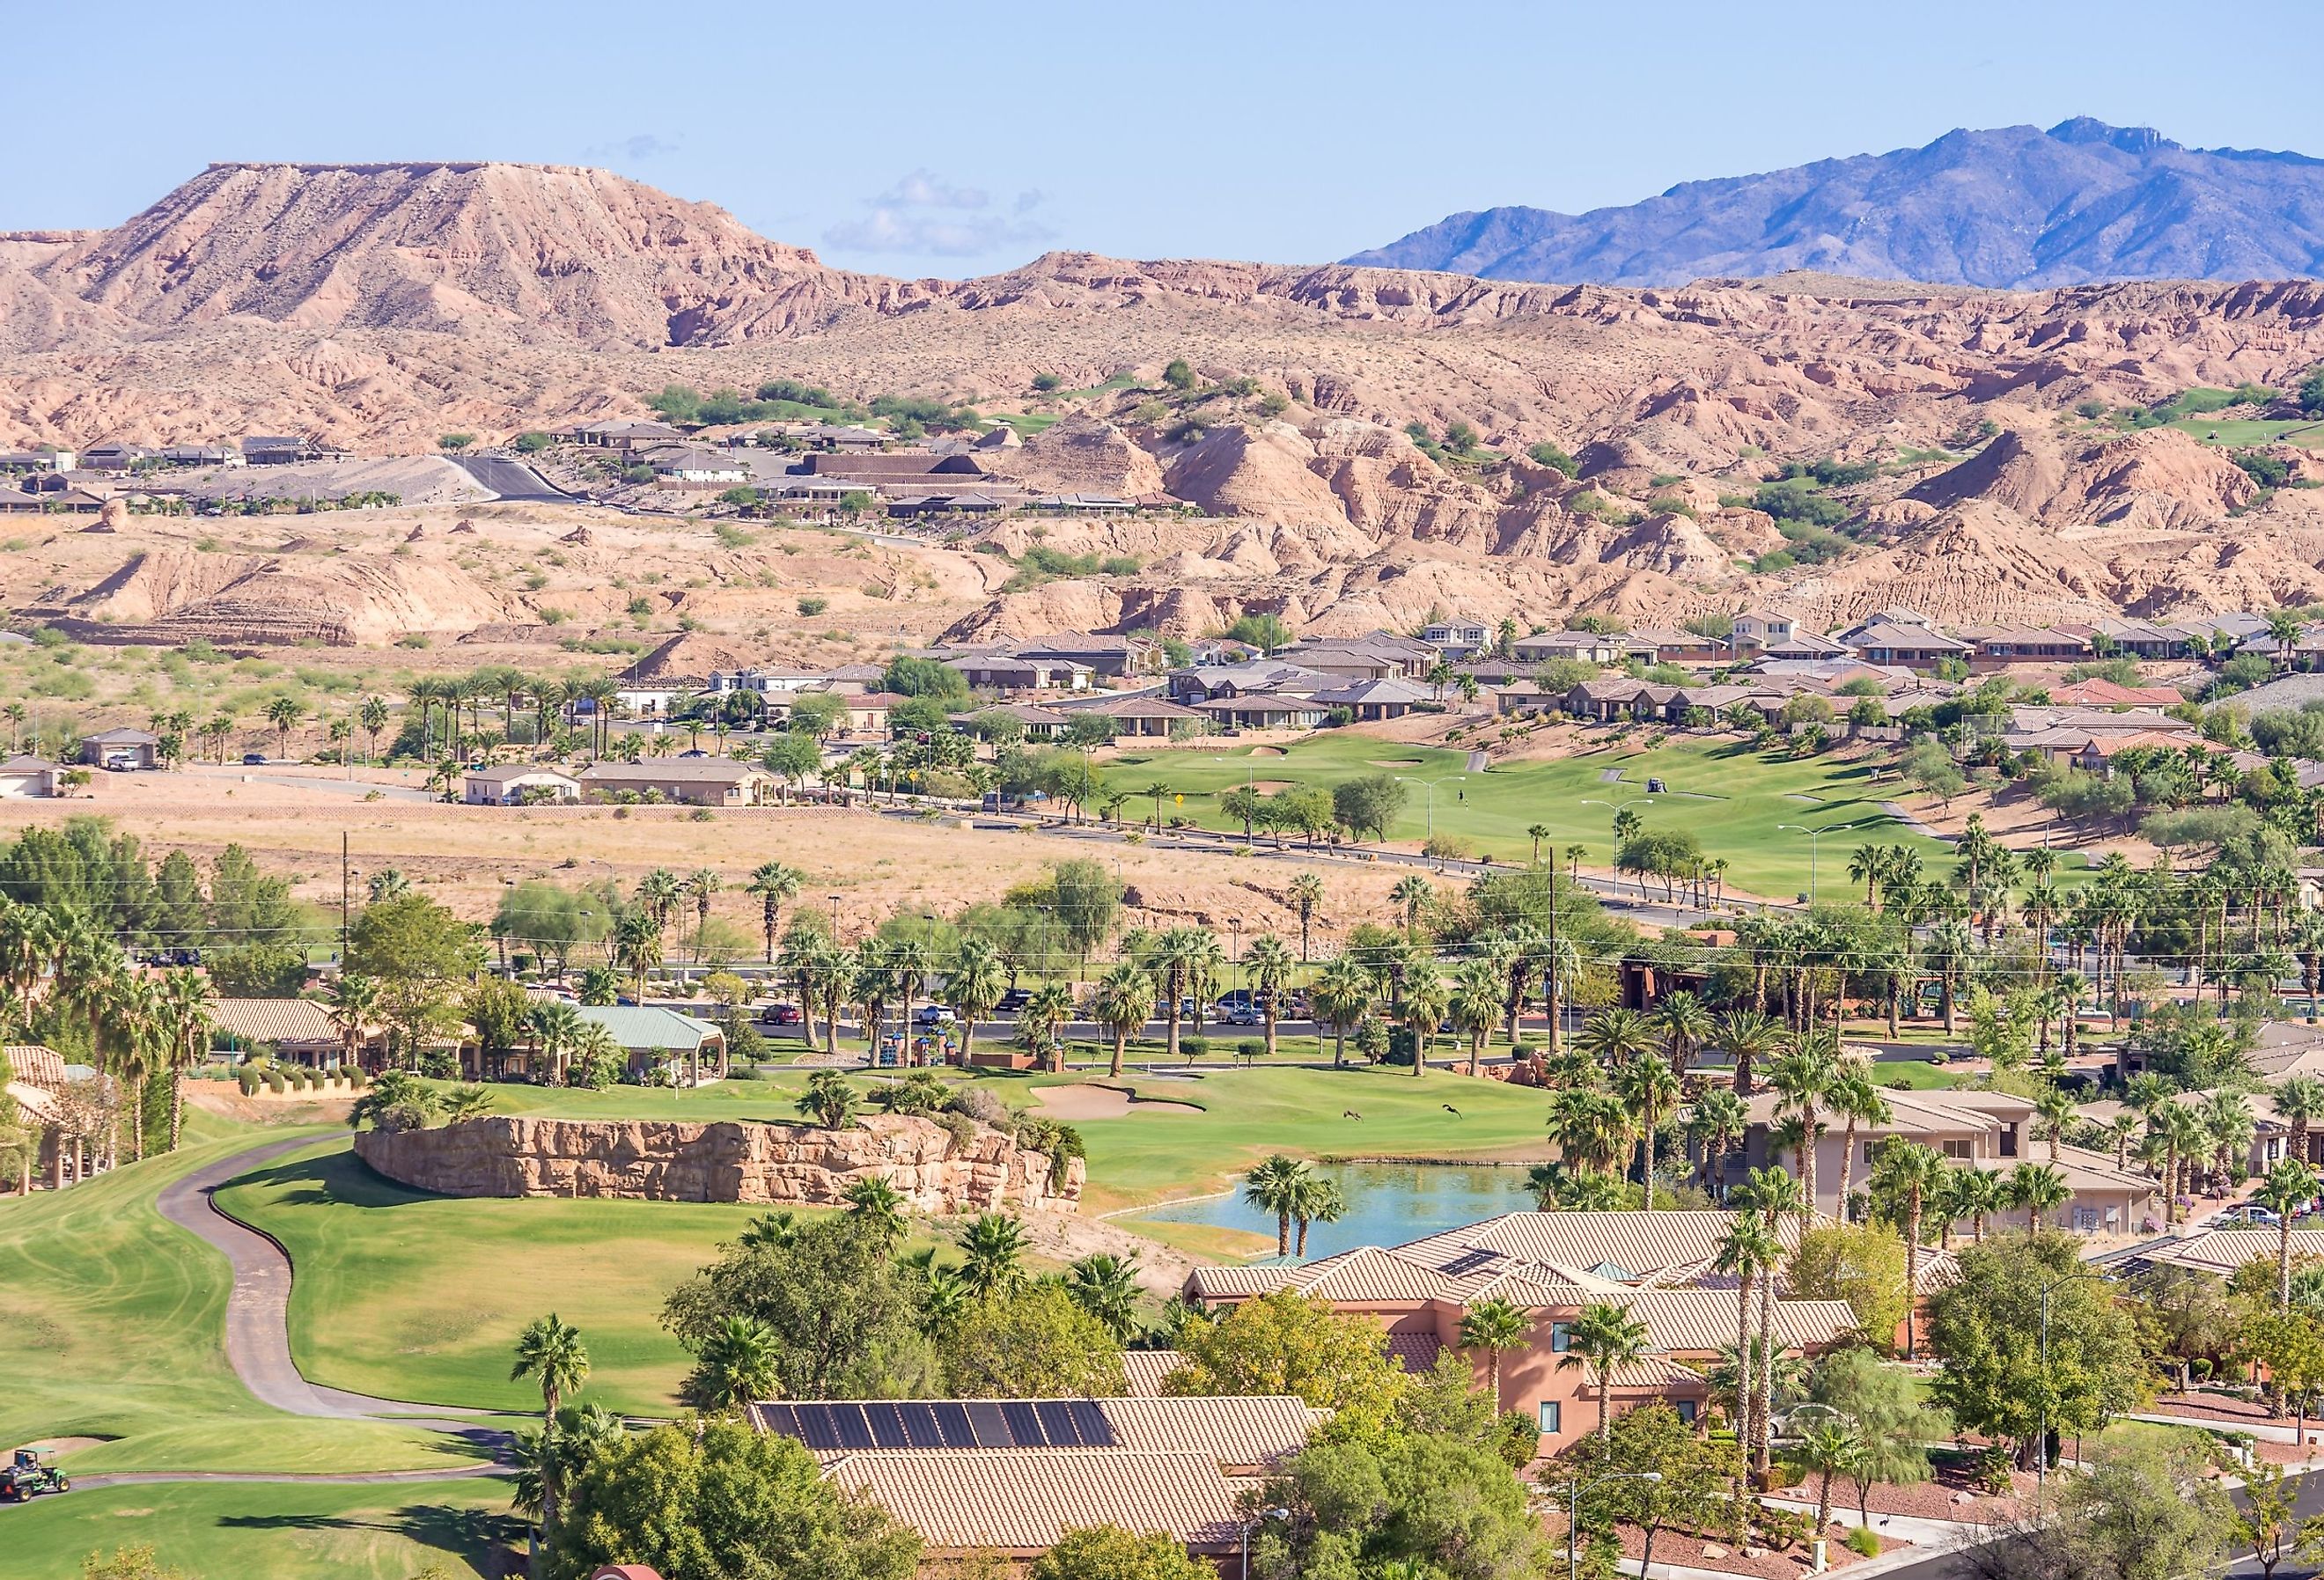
left=1179, top=1035, right=1210, bottom=1060
left=1846, top=1528, right=1881, bottom=1558
left=237, top=1064, right=262, bottom=1096
left=264, top=1067, right=286, bottom=1093
left=947, top=1086, right=1011, bottom=1128
left=1422, top=833, right=1474, bottom=859
left=797, top=596, right=827, bottom=616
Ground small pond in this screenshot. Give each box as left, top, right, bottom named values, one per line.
left=1130, top=1161, right=1534, bottom=1260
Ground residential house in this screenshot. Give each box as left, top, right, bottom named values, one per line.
left=2044, top=678, right=2184, bottom=709
left=1967, top=627, right=2097, bottom=668
left=461, top=766, right=582, bottom=805
left=606, top=682, right=694, bottom=717
left=2119, top=1228, right=2324, bottom=1282
left=0, top=488, right=41, bottom=514
left=240, top=435, right=343, bottom=466
left=560, top=420, right=683, bottom=450
left=944, top=654, right=1094, bottom=693
left=81, top=727, right=160, bottom=771
left=1422, top=619, right=1492, bottom=658
left=1190, top=694, right=1330, bottom=731
left=212, top=997, right=342, bottom=1064
left=577, top=759, right=774, bottom=806
left=1757, top=630, right=1860, bottom=662
left=1637, top=626, right=1732, bottom=665
left=637, top=445, right=748, bottom=486
left=1734, top=1085, right=2031, bottom=1205
left=0, top=756, right=61, bottom=797
left=1073, top=694, right=1204, bottom=738
left=1003, top=633, right=1158, bottom=679
left=800, top=451, right=987, bottom=481
left=79, top=444, right=148, bottom=472
left=1166, top=660, right=1327, bottom=704
left=0, top=449, right=73, bottom=474
left=1843, top=621, right=1973, bottom=671
left=885, top=491, right=1007, bottom=518
left=1309, top=677, right=1433, bottom=720
left=1183, top=1211, right=1862, bottom=1451
left=960, top=702, right=1069, bottom=741
left=1280, top=630, right=1438, bottom=678
left=1511, top=630, right=1644, bottom=665
left=1273, top=643, right=1406, bottom=682
left=1730, top=610, right=1798, bottom=650
left=2070, top=730, right=2206, bottom=776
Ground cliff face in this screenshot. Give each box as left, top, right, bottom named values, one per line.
left=353, top=1113, right=1081, bottom=1212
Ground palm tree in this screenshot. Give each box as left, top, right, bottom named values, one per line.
left=1685, top=1089, right=1749, bottom=1198
left=947, top=937, right=1007, bottom=1065
left=958, top=1211, right=1027, bottom=1297
left=1868, top=1140, right=1941, bottom=1356
left=796, top=1069, right=858, bottom=1128
left=1526, top=824, right=1554, bottom=863
left=1449, top=959, right=1502, bottom=1077
left=1286, top=872, right=1326, bottom=961
left=1460, top=1297, right=1532, bottom=1403
left=510, top=1314, right=591, bottom=1431
left=612, top=911, right=663, bottom=1003
left=681, top=1315, right=779, bottom=1414
left=635, top=869, right=682, bottom=930
left=1824, top=1065, right=1893, bottom=1218
left=264, top=694, right=305, bottom=760
left=158, top=967, right=217, bottom=1150
left=2203, top=1090, right=2254, bottom=1194
left=680, top=869, right=722, bottom=963
left=327, top=973, right=382, bottom=1072
left=1389, top=874, right=1433, bottom=941
left=527, top=999, right=585, bottom=1086
left=1067, top=1253, right=1143, bottom=1343
left=745, top=862, right=804, bottom=965
left=1787, top=1419, right=1866, bottom=1537
left=842, top=1174, right=908, bottom=1245
left=2157, top=1103, right=2206, bottom=1225
left=1310, top=957, right=1372, bottom=1069
left=1717, top=1007, right=1783, bottom=1098
left=1560, top=1300, right=1650, bottom=1443
left=1092, top=959, right=1156, bottom=1079
left=2278, top=1075, right=2324, bottom=1167
left=1019, top=981, right=1077, bottom=1072
left=1247, top=1148, right=1329, bottom=1249
left=2257, top=1159, right=2321, bottom=1309
left=1245, top=934, right=1296, bottom=1061
left=1768, top=1040, right=1835, bottom=1218
left=1578, top=1007, right=1654, bottom=1069
left=1400, top=965, right=1452, bottom=1077
left=2006, top=1162, right=2070, bottom=1232
left=1654, top=990, right=1715, bottom=1081
left=1734, top=1165, right=1804, bottom=1474
left=1244, top=1154, right=1312, bottom=1257
left=1612, top=1054, right=1680, bottom=1207
left=1549, top=1087, right=1628, bottom=1178
left=1715, top=1210, right=1781, bottom=1447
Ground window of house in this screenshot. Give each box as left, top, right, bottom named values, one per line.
left=1538, top=1401, right=1562, bottom=1435
left=1941, top=1139, right=1974, bottom=1161
left=1549, top=1323, right=1570, bottom=1353
left=1676, top=1400, right=1698, bottom=1425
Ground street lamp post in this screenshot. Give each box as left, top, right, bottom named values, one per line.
left=2036, top=1270, right=2107, bottom=1512
left=1559, top=1471, right=1662, bottom=1580
left=1394, top=774, right=1466, bottom=841
left=1240, top=1505, right=1289, bottom=1580
left=1579, top=797, right=1656, bottom=897
left=1775, top=818, right=1874, bottom=906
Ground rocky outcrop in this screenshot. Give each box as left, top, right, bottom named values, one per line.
left=352, top=1113, right=1082, bottom=1212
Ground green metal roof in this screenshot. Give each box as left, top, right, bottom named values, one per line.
left=577, top=1004, right=720, bottom=1051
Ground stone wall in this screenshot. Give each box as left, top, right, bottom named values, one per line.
left=352, top=1113, right=1082, bottom=1213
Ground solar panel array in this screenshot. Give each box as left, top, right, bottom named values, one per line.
left=758, top=1399, right=1117, bottom=1452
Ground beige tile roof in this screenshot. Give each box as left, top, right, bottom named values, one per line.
left=212, top=997, right=336, bottom=1047
left=1613, top=1290, right=1858, bottom=1354
left=1606, top=1353, right=1709, bottom=1388
left=4, top=1044, right=66, bottom=1090
left=2135, top=1228, right=2324, bottom=1279
left=1122, top=1350, right=1185, bottom=1397
left=1098, top=1395, right=1323, bottom=1469
left=825, top=1449, right=1242, bottom=1553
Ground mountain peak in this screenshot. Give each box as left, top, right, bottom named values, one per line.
left=1349, top=120, right=2322, bottom=289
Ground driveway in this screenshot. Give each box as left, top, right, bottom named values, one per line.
left=445, top=453, right=570, bottom=501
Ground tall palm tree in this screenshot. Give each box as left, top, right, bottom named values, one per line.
left=2034, top=1084, right=2076, bottom=1164
left=1869, top=1140, right=1941, bottom=1356
left=1285, top=871, right=1326, bottom=961
left=1548, top=1087, right=1629, bottom=1179
left=1686, top=1089, right=1749, bottom=1199
left=1654, top=990, right=1715, bottom=1081
left=612, top=912, right=663, bottom=1003
left=1245, top=934, right=1297, bottom=1061
left=1389, top=874, right=1434, bottom=941
left=1019, top=981, right=1077, bottom=1073
left=2156, top=1102, right=2206, bottom=1225
left=2258, top=1159, right=2320, bottom=1309
left=1400, top=965, right=1452, bottom=1077
left=510, top=1313, right=591, bottom=1430
left=1821, top=1065, right=1892, bottom=1219
left=1310, top=957, right=1373, bottom=1070
left=2006, top=1162, right=2070, bottom=1232
left=1733, top=1165, right=1804, bottom=1474
left=1768, top=1038, right=1836, bottom=1220
left=1612, top=1053, right=1680, bottom=1207
left=947, top=937, right=1007, bottom=1065
left=1288, top=1172, right=1347, bottom=1258
left=1460, top=1297, right=1532, bottom=1403
left=1560, top=1300, right=1650, bottom=1443
left=634, top=869, right=682, bottom=931
left=1578, top=1007, right=1653, bottom=1069
left=2280, top=1075, right=2324, bottom=1167
left=1244, top=1154, right=1312, bottom=1258
left=1448, top=959, right=1502, bottom=1076
left=158, top=967, right=217, bottom=1150
left=745, top=862, right=804, bottom=965
left=1714, top=1209, right=1782, bottom=1448
left=2203, top=1089, right=2254, bottom=1194
left=1092, top=959, right=1156, bottom=1079
left=528, top=999, right=585, bottom=1086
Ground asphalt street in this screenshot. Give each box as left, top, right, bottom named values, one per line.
left=446, top=452, right=570, bottom=501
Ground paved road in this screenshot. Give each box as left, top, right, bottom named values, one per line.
left=446, top=453, right=570, bottom=502
left=153, top=1134, right=512, bottom=1450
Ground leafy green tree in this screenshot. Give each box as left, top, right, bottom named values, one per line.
left=939, top=1279, right=1127, bottom=1398
left=347, top=892, right=485, bottom=1062
left=1166, top=1289, right=1407, bottom=1430
left=1788, top=1223, right=1910, bottom=1352
left=1559, top=1403, right=1745, bottom=1579
left=661, top=1216, right=938, bottom=1400
left=1927, top=1233, right=2146, bottom=1469
left=1031, top=1526, right=1211, bottom=1580
left=1331, top=773, right=1408, bottom=841
left=550, top=1416, right=919, bottom=1580
left=2050, top=1436, right=2233, bottom=1580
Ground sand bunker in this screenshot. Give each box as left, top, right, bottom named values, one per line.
left=1365, top=759, right=1423, bottom=768
left=16, top=1437, right=106, bottom=1455
left=1251, top=780, right=1294, bottom=792
left=1248, top=746, right=1286, bottom=757
left=1033, top=1084, right=1199, bottom=1121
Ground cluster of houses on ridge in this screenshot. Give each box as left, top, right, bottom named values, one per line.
left=0, top=436, right=349, bottom=514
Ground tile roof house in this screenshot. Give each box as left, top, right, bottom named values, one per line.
left=212, top=997, right=339, bottom=1060
left=461, top=765, right=581, bottom=805
left=1183, top=1211, right=1859, bottom=1449
left=577, top=759, right=774, bottom=806
left=0, top=755, right=62, bottom=797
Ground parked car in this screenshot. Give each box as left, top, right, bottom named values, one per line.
left=994, top=988, right=1032, bottom=1013
left=242, top=752, right=268, bottom=765
left=1222, top=1003, right=1264, bottom=1026
left=913, top=1004, right=958, bottom=1026
left=2212, top=1204, right=2281, bottom=1228
left=759, top=1003, right=804, bottom=1026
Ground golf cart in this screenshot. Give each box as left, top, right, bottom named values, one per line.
left=0, top=1447, right=70, bottom=1501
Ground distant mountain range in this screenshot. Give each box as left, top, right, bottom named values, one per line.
left=1346, top=119, right=2324, bottom=289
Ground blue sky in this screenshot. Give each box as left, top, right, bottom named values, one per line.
left=7, top=0, right=2321, bottom=279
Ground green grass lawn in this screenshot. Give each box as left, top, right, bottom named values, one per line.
left=8, top=1479, right=514, bottom=1580
left=217, top=1140, right=790, bottom=1415
left=2166, top=415, right=2324, bottom=448
left=0, top=1118, right=493, bottom=1475
left=1107, top=733, right=1997, bottom=900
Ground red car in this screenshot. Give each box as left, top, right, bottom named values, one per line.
left=761, top=1003, right=805, bottom=1026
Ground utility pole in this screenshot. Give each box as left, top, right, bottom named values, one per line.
left=340, top=831, right=350, bottom=961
